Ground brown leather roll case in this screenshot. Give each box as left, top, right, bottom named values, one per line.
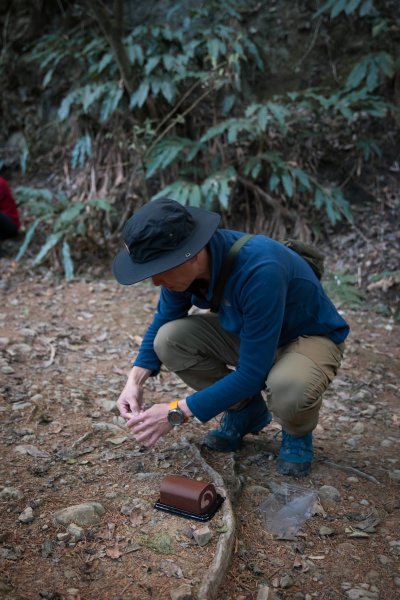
left=155, top=475, right=224, bottom=521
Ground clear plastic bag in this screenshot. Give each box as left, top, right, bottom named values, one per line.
left=259, top=483, right=317, bottom=540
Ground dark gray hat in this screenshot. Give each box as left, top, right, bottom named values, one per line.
left=112, top=198, right=221, bottom=285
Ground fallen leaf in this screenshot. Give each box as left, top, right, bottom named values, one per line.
left=106, top=545, right=122, bottom=559
left=130, top=512, right=144, bottom=527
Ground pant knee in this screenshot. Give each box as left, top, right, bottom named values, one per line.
left=266, top=363, right=329, bottom=434
left=154, top=321, right=179, bottom=365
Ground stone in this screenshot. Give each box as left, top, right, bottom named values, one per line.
left=345, top=437, right=358, bottom=448
left=381, top=439, right=393, bottom=448
left=318, top=485, right=341, bottom=503
left=12, top=402, right=32, bottom=411
left=170, top=584, right=192, bottom=600
left=41, top=538, right=53, bottom=558
left=18, top=506, right=34, bottom=523
left=2, top=366, right=15, bottom=374
left=67, top=523, right=84, bottom=541
left=0, top=337, right=10, bottom=347
left=347, top=477, right=359, bottom=483
left=352, top=423, right=365, bottom=434
left=365, top=570, right=379, bottom=583
left=96, top=399, right=118, bottom=412
left=193, top=525, right=211, bottom=547
left=319, top=526, right=334, bottom=536
left=394, top=577, right=400, bottom=588
left=19, top=328, right=36, bottom=338
left=30, top=393, right=44, bottom=402
left=389, top=470, right=400, bottom=482
left=346, top=588, right=378, bottom=599
left=53, top=502, right=105, bottom=526
left=389, top=540, right=400, bottom=556
left=0, top=487, right=24, bottom=501
left=378, top=554, right=391, bottom=565
left=280, top=574, right=294, bottom=588
left=92, top=422, right=125, bottom=434
left=256, top=585, right=279, bottom=599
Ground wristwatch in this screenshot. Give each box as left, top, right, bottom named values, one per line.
left=167, top=400, right=188, bottom=427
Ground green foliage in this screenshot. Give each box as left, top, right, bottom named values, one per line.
left=20, top=0, right=397, bottom=233
left=14, top=186, right=113, bottom=279
left=315, top=0, right=375, bottom=19
left=323, top=270, right=365, bottom=308
left=137, top=532, right=174, bottom=554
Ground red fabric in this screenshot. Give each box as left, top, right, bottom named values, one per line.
left=0, top=176, right=20, bottom=229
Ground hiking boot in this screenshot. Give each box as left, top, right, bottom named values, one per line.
left=202, top=394, right=272, bottom=452
left=277, top=430, right=313, bottom=477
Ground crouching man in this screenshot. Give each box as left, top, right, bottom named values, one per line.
left=113, top=198, right=349, bottom=477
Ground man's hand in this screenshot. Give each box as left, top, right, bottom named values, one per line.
left=117, top=366, right=151, bottom=420
left=127, top=403, right=173, bottom=447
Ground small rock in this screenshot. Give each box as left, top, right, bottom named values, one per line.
left=345, top=437, right=358, bottom=448
left=378, top=554, right=391, bottom=565
left=2, top=366, right=15, bottom=374
left=96, top=399, right=118, bottom=412
left=53, top=502, right=105, bottom=526
left=67, top=523, right=84, bottom=541
left=30, top=393, right=44, bottom=402
left=389, top=540, right=400, bottom=556
left=365, top=570, right=379, bottom=583
left=92, top=422, right=125, bottom=434
left=319, top=526, right=334, bottom=536
left=19, top=328, right=36, bottom=338
left=0, top=487, right=24, bottom=501
left=170, top=584, right=192, bottom=600
left=160, top=559, right=183, bottom=578
left=193, top=525, right=211, bottom=547
left=57, top=532, right=71, bottom=542
left=346, top=588, right=378, bottom=599
left=381, top=439, right=393, bottom=448
left=256, top=585, right=279, bottom=599
left=12, top=402, right=32, bottom=411
left=107, top=436, right=127, bottom=445
left=389, top=470, right=400, bottom=482
left=280, top=574, right=294, bottom=589
left=15, top=444, right=50, bottom=458
left=41, top=538, right=53, bottom=558
left=352, top=423, right=365, bottom=434
left=347, top=477, right=359, bottom=483
left=394, top=577, right=400, bottom=588
left=18, top=506, right=34, bottom=523
left=0, top=337, right=10, bottom=347
left=7, top=343, right=32, bottom=355
left=318, top=485, right=341, bottom=503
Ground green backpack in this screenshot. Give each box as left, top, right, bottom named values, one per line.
left=210, top=235, right=325, bottom=313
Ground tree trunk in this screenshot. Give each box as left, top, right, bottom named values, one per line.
left=86, top=0, right=134, bottom=96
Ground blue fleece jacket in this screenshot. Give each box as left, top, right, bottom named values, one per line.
left=133, top=230, right=349, bottom=422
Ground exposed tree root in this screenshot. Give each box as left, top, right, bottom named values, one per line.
left=181, top=440, right=242, bottom=600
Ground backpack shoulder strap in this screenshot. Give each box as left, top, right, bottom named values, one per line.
left=210, top=234, right=254, bottom=313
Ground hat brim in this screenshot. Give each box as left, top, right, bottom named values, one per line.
left=112, top=206, right=221, bottom=285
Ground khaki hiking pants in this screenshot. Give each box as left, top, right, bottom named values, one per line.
left=154, top=313, right=344, bottom=436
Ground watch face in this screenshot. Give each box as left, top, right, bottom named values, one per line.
left=168, top=409, right=184, bottom=426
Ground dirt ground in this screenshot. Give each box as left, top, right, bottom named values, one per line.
left=0, top=244, right=399, bottom=599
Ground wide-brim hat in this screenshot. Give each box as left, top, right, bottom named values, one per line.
left=112, top=197, right=221, bottom=285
